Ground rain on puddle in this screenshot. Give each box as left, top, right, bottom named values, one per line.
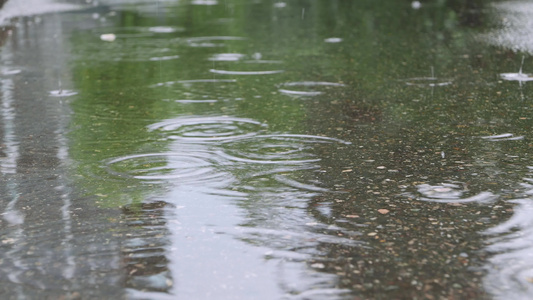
left=0, top=0, right=533, bottom=299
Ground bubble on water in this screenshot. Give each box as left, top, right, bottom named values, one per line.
left=147, top=116, right=267, bottom=143
left=412, top=182, right=497, bottom=203
left=274, top=2, right=287, bottom=8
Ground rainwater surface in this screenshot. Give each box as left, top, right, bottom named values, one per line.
left=0, top=0, right=533, bottom=299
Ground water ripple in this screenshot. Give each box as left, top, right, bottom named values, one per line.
left=209, top=69, right=284, bottom=75
left=208, top=53, right=245, bottom=62
left=278, top=81, right=345, bottom=97
left=147, top=116, right=267, bottom=143
left=483, top=198, right=533, bottom=299
left=410, top=182, right=497, bottom=203
left=219, top=134, right=350, bottom=165
left=481, top=133, right=524, bottom=141
left=404, top=77, right=453, bottom=87
left=148, top=79, right=238, bottom=101
left=186, top=36, right=245, bottom=47
left=104, top=152, right=231, bottom=184
left=49, top=89, right=78, bottom=97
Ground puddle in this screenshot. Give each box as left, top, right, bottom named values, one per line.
left=1, top=0, right=532, bottom=299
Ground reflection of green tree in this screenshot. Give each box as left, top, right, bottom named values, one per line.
left=64, top=0, right=532, bottom=298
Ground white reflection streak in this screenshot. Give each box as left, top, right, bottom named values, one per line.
left=0, top=46, right=25, bottom=299
left=1, top=78, right=18, bottom=174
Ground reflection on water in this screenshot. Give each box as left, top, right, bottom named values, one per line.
left=2, top=0, right=533, bottom=299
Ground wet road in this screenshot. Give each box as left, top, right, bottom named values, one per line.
left=0, top=0, right=532, bottom=299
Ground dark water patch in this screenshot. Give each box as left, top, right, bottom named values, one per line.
left=147, top=116, right=266, bottom=143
